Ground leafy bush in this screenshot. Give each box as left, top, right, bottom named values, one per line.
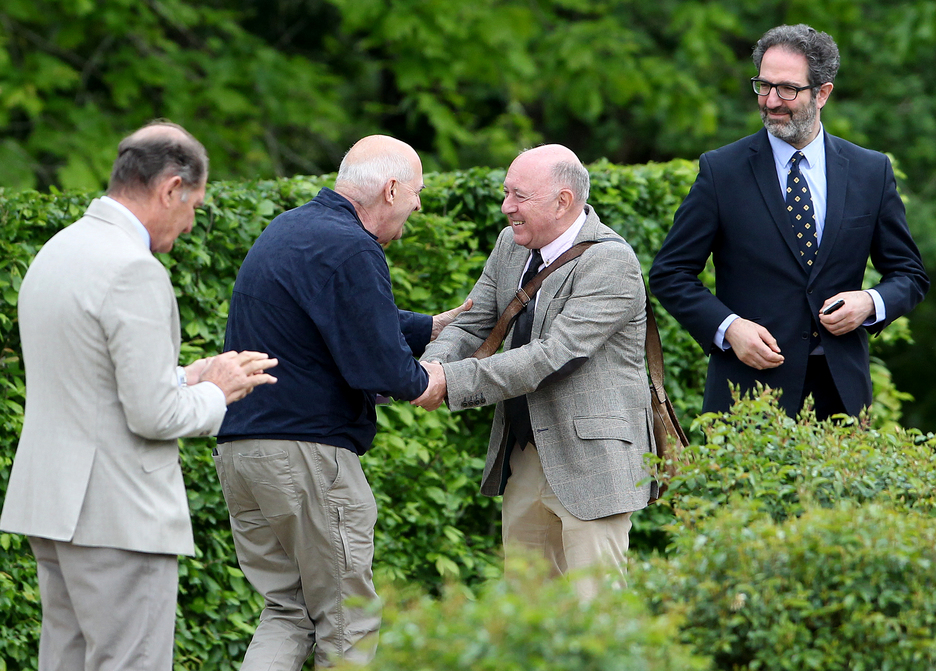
left=0, top=160, right=916, bottom=668
left=336, top=556, right=710, bottom=671
left=640, top=503, right=936, bottom=670
left=666, top=387, right=936, bottom=527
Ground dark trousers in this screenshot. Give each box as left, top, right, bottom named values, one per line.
left=800, top=355, right=847, bottom=421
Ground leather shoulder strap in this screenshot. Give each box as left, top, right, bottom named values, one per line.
left=471, top=241, right=597, bottom=359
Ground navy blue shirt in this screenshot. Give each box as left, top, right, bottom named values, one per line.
left=218, top=188, right=431, bottom=455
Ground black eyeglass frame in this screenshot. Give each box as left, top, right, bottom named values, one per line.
left=751, top=77, right=815, bottom=101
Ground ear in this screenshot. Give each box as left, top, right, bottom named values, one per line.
left=816, top=82, right=833, bottom=110
left=555, top=187, right=575, bottom=217
left=383, top=179, right=397, bottom=205
left=158, top=174, right=184, bottom=207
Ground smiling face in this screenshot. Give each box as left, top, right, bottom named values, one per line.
left=501, top=152, right=569, bottom=250
left=381, top=155, right=424, bottom=244
left=757, top=46, right=832, bottom=148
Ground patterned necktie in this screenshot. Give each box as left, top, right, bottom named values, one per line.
left=504, top=248, right=543, bottom=449
left=786, top=151, right=818, bottom=270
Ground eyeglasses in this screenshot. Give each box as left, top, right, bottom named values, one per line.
left=751, top=78, right=814, bottom=101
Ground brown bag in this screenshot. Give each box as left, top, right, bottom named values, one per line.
left=470, top=241, right=688, bottom=501
left=644, top=292, right=688, bottom=502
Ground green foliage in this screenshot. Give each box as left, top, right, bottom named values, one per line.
left=666, top=388, right=936, bottom=527
left=336, top=556, right=710, bottom=671
left=0, top=161, right=919, bottom=667
left=641, top=503, right=936, bottom=670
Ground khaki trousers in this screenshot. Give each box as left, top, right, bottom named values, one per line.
left=501, top=443, right=632, bottom=600
left=29, top=537, right=178, bottom=671
left=213, top=439, right=380, bottom=669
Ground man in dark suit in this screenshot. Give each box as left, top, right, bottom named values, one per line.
left=649, top=24, right=929, bottom=419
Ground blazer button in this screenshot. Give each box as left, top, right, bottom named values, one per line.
left=801, top=332, right=809, bottom=340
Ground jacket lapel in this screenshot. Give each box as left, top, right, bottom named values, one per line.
left=750, top=130, right=806, bottom=273
left=530, top=206, right=601, bottom=335
left=810, top=133, right=848, bottom=281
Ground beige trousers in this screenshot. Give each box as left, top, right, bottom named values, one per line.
left=501, top=442, right=632, bottom=600
left=214, top=439, right=380, bottom=669
left=29, top=537, right=178, bottom=671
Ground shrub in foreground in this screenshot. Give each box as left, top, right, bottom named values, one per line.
left=336, top=557, right=710, bottom=671
left=666, top=387, right=936, bottom=526
left=640, top=503, right=936, bottom=670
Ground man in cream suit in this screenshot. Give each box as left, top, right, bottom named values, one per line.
left=418, top=145, right=653, bottom=598
left=0, top=121, right=278, bottom=671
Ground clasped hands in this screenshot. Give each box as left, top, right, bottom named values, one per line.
left=411, top=297, right=473, bottom=411
left=725, top=290, right=874, bottom=370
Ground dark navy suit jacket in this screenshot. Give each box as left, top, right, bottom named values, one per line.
left=649, top=128, right=929, bottom=416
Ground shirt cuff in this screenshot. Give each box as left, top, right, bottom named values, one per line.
left=864, top=289, right=885, bottom=326
left=714, top=314, right=740, bottom=351
left=177, top=366, right=188, bottom=387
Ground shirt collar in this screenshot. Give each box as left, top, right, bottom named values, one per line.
left=101, top=195, right=151, bottom=250
left=768, top=124, right=825, bottom=169
left=539, top=208, right=587, bottom=267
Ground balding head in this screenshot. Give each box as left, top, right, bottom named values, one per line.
left=501, top=144, right=588, bottom=249
left=517, top=144, right=590, bottom=204
left=335, top=135, right=421, bottom=207
left=334, top=135, right=425, bottom=245
left=108, top=121, right=208, bottom=198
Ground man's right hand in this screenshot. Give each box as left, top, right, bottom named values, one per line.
left=724, top=318, right=784, bottom=370
left=411, top=360, right=447, bottom=411
left=197, top=351, right=279, bottom=404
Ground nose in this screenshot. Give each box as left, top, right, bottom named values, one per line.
left=765, top=87, right=784, bottom=108
left=501, top=195, right=515, bottom=214
left=414, top=193, right=421, bottom=212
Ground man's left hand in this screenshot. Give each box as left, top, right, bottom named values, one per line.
left=431, top=298, right=473, bottom=341
left=819, top=291, right=874, bottom=336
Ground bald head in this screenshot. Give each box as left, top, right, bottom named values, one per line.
left=515, top=144, right=590, bottom=205
left=108, top=121, right=208, bottom=198
left=335, top=135, right=421, bottom=206
left=502, top=144, right=589, bottom=250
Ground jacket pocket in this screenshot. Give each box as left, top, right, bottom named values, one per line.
left=573, top=416, right=633, bottom=442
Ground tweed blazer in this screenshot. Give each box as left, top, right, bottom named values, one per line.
left=422, top=207, right=652, bottom=520
left=0, top=198, right=226, bottom=556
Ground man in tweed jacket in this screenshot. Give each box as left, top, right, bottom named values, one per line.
left=419, top=145, right=652, bottom=597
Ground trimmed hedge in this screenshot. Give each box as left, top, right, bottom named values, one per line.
left=642, top=502, right=936, bottom=671
left=0, top=161, right=916, bottom=669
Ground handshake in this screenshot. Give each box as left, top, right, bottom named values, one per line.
left=412, top=360, right=446, bottom=411
left=409, top=297, right=472, bottom=411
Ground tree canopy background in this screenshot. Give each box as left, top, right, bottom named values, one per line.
left=2, top=0, right=934, bottom=428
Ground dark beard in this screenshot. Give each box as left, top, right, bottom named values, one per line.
left=761, top=96, right=818, bottom=145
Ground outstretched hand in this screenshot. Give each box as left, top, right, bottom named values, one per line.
left=411, top=360, right=447, bottom=411
left=431, top=298, right=473, bottom=341
left=195, top=350, right=278, bottom=404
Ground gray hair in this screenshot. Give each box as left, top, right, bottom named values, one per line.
left=335, top=152, right=416, bottom=205
left=108, top=121, right=208, bottom=196
left=552, top=160, right=590, bottom=203
left=752, top=24, right=840, bottom=88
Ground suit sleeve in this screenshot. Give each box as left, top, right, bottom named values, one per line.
left=440, top=244, right=644, bottom=409
left=101, top=258, right=226, bottom=440
left=866, top=156, right=929, bottom=332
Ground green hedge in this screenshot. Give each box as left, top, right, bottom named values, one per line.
left=0, top=161, right=915, bottom=669
left=336, top=556, right=711, bottom=671
left=642, top=502, right=936, bottom=670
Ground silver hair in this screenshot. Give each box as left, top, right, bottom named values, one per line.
left=752, top=24, right=840, bottom=88
left=552, top=160, right=590, bottom=203
left=335, top=151, right=415, bottom=204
